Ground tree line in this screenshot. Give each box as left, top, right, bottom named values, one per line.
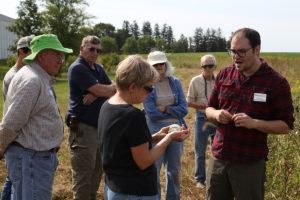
left=8, top=0, right=229, bottom=55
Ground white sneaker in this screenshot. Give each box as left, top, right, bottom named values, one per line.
left=196, top=181, right=206, bottom=188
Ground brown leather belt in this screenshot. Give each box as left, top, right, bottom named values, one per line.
left=11, top=142, right=59, bottom=153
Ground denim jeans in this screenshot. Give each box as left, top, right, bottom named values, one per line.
left=105, top=184, right=159, bottom=200
left=1, top=176, right=12, bottom=200
left=147, top=120, right=183, bottom=200
left=194, top=111, right=216, bottom=183
left=5, top=145, right=58, bottom=200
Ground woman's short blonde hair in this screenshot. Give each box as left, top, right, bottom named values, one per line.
left=116, top=55, right=159, bottom=90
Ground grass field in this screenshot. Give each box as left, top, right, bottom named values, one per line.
left=0, top=52, right=299, bottom=199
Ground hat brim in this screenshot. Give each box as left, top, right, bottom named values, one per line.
left=23, top=47, right=73, bottom=64
left=148, top=59, right=167, bottom=66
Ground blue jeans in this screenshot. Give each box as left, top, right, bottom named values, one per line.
left=194, top=111, right=216, bottom=183
left=5, top=145, right=58, bottom=200
left=105, top=185, right=159, bottom=200
left=1, top=176, right=12, bottom=200
left=147, top=120, right=183, bottom=200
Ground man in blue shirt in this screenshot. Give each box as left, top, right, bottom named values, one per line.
left=66, top=35, right=116, bottom=200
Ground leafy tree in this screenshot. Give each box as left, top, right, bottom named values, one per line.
left=178, top=34, right=189, bottom=52
left=161, top=23, right=168, bottom=41
left=142, top=21, right=152, bottom=36
left=114, top=20, right=132, bottom=52
left=122, top=20, right=131, bottom=38
left=169, top=35, right=189, bottom=53
left=122, top=37, right=138, bottom=54
left=153, top=23, right=160, bottom=39
left=155, top=37, right=167, bottom=51
left=216, top=28, right=227, bottom=51
left=166, top=26, right=174, bottom=46
left=7, top=0, right=43, bottom=52
left=137, top=35, right=155, bottom=54
left=206, top=28, right=217, bottom=52
left=130, top=20, right=140, bottom=39
left=193, top=27, right=203, bottom=52
left=42, top=0, right=91, bottom=54
left=91, top=22, right=116, bottom=38
left=100, top=36, right=118, bottom=54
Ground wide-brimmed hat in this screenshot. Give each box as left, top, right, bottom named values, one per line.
left=147, top=51, right=168, bottom=66
left=17, top=35, right=35, bottom=50
left=23, top=34, right=73, bottom=64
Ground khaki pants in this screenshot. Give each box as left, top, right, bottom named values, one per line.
left=206, top=155, right=266, bottom=200
left=68, top=121, right=103, bottom=200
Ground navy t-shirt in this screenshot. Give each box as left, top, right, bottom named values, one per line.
left=98, top=101, right=157, bottom=196
left=67, top=56, right=112, bottom=127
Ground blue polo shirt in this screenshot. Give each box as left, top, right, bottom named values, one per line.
left=67, top=56, right=112, bottom=127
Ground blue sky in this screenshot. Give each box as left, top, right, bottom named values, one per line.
left=1, top=0, right=300, bottom=52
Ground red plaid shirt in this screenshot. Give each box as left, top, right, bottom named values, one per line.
left=208, top=59, right=294, bottom=164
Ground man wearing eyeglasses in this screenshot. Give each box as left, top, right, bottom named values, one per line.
left=186, top=55, right=217, bottom=189
left=66, top=35, right=116, bottom=200
left=205, top=28, right=294, bottom=200
left=0, top=34, right=73, bottom=199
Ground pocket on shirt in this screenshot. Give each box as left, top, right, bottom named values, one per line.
left=248, top=86, right=269, bottom=118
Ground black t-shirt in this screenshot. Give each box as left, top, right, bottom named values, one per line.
left=98, top=101, right=157, bottom=196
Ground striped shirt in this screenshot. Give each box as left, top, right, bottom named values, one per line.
left=208, top=59, right=294, bottom=163
left=0, top=62, right=63, bottom=152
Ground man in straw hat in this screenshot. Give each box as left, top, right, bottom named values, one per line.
left=0, top=34, right=73, bottom=200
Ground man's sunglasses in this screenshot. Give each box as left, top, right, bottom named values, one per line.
left=85, top=46, right=101, bottom=54
left=143, top=85, right=154, bottom=93
left=201, top=64, right=215, bottom=69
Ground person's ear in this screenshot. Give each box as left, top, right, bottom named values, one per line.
left=128, top=82, right=136, bottom=92
left=254, top=45, right=261, bottom=56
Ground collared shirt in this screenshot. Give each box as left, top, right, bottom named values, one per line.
left=3, top=65, right=19, bottom=101
left=208, top=59, right=294, bottom=164
left=0, top=61, right=63, bottom=151
left=187, top=73, right=215, bottom=112
left=67, top=56, right=112, bottom=128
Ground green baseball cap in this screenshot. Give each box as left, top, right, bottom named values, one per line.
left=23, top=34, right=73, bottom=64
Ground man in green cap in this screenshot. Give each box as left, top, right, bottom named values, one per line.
left=0, top=34, right=73, bottom=200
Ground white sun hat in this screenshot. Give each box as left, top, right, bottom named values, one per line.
left=147, top=51, right=168, bottom=66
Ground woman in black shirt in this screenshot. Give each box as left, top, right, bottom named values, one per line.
left=98, top=55, right=190, bottom=200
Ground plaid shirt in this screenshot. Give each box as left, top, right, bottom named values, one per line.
left=208, top=59, right=294, bottom=164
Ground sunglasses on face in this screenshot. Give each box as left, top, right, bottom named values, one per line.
left=85, top=46, right=101, bottom=54
left=153, top=63, right=165, bottom=67
left=201, top=64, right=215, bottom=69
left=143, top=85, right=154, bottom=93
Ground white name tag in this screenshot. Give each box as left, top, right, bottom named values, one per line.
left=253, top=93, right=267, bottom=102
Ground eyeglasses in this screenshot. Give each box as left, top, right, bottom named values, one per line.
left=85, top=46, right=101, bottom=54
left=153, top=63, right=165, bottom=67
left=228, top=47, right=253, bottom=57
left=201, top=64, right=215, bottom=69
left=143, top=85, right=154, bottom=93
left=47, top=51, right=65, bottom=62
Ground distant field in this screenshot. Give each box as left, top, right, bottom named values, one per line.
left=0, top=52, right=299, bottom=199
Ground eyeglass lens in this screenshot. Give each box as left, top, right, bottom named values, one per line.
left=202, top=64, right=214, bottom=69
left=143, top=85, right=154, bottom=93
left=87, top=46, right=101, bottom=53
